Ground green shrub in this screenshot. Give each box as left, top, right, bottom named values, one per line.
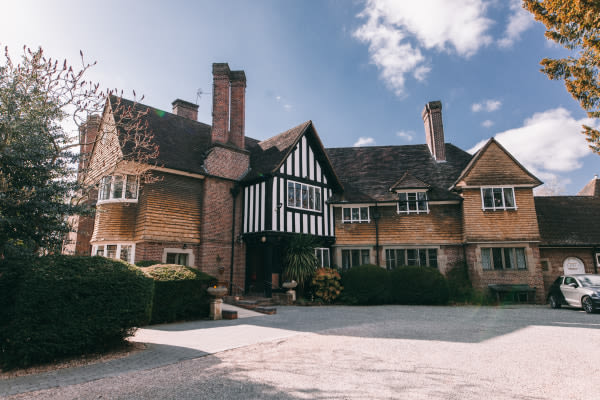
left=0, top=256, right=153, bottom=370
left=446, top=264, right=473, bottom=303
left=283, top=235, right=318, bottom=290
left=388, top=266, right=449, bottom=305
left=135, top=260, right=161, bottom=268
left=311, top=268, right=343, bottom=303
left=340, top=264, right=389, bottom=305
left=142, top=264, right=216, bottom=324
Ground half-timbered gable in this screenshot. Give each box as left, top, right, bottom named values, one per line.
left=242, top=121, right=341, bottom=238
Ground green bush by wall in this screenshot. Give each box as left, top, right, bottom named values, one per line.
left=0, top=256, right=153, bottom=370
left=340, top=264, right=389, bottom=305
left=135, top=260, right=162, bottom=268
left=142, top=264, right=216, bottom=324
left=388, top=266, right=449, bottom=305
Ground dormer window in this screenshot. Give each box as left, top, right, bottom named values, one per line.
left=98, top=174, right=138, bottom=203
left=397, top=192, right=429, bottom=214
left=481, top=187, right=516, bottom=211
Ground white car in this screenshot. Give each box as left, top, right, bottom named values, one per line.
left=547, top=274, right=600, bottom=313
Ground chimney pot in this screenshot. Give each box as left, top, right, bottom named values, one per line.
left=422, top=100, right=446, bottom=162
left=171, top=99, right=199, bottom=121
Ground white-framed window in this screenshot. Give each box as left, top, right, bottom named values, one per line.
left=385, top=248, right=438, bottom=269
left=342, top=206, right=370, bottom=223
left=341, top=249, right=370, bottom=270
left=481, top=247, right=526, bottom=270
left=93, top=243, right=135, bottom=264
left=98, top=174, right=138, bottom=203
left=481, top=187, right=516, bottom=211
left=162, top=248, right=194, bottom=267
left=287, top=180, right=322, bottom=212
left=315, top=248, right=330, bottom=268
left=397, top=192, right=429, bottom=214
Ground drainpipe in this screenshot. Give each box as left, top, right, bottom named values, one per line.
left=229, top=185, right=240, bottom=295
left=373, top=204, right=381, bottom=266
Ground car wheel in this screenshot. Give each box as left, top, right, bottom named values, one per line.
left=549, top=295, right=561, bottom=309
left=582, top=296, right=594, bottom=314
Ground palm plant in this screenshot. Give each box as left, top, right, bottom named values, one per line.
left=283, top=234, right=319, bottom=291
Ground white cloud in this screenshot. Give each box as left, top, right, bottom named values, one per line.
left=468, top=108, right=595, bottom=178
left=481, top=120, right=494, bottom=128
left=283, top=104, right=292, bottom=111
left=354, top=137, right=376, bottom=147
left=472, top=99, right=501, bottom=112
left=354, top=0, right=493, bottom=95
left=396, top=130, right=414, bottom=141
left=498, top=0, right=535, bottom=48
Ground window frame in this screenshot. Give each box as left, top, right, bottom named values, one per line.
left=342, top=206, right=370, bottom=223
left=397, top=191, right=429, bottom=214
left=341, top=248, right=371, bottom=270
left=481, top=247, right=527, bottom=270
left=161, top=247, right=195, bottom=267
left=97, top=174, right=139, bottom=204
left=315, top=248, right=331, bottom=268
left=287, top=180, right=322, bottom=212
left=93, top=243, right=135, bottom=264
left=480, top=186, right=517, bottom=211
left=385, top=248, right=438, bottom=269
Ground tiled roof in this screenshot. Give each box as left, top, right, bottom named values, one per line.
left=577, top=177, right=600, bottom=197
left=244, top=121, right=311, bottom=180
left=108, top=96, right=260, bottom=175
left=326, top=144, right=472, bottom=202
left=535, top=196, right=600, bottom=246
left=390, top=171, right=430, bottom=191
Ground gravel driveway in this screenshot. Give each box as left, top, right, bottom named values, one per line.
left=3, top=305, right=600, bottom=399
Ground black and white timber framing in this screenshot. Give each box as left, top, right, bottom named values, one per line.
left=242, top=135, right=335, bottom=237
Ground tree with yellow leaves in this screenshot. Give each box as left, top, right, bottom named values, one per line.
left=523, top=0, right=600, bottom=153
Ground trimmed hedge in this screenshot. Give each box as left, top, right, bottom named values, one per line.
left=142, top=264, right=216, bottom=324
left=388, top=266, right=449, bottom=305
left=0, top=256, right=153, bottom=370
left=339, top=264, right=449, bottom=305
left=340, top=265, right=389, bottom=305
left=135, top=260, right=161, bottom=268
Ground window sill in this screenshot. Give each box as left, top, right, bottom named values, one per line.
left=97, top=199, right=139, bottom=205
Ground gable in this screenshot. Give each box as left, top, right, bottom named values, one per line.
left=84, top=108, right=124, bottom=184
left=278, top=133, right=330, bottom=185
left=454, top=139, right=541, bottom=188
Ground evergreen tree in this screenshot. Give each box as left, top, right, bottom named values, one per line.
left=523, top=0, right=600, bottom=153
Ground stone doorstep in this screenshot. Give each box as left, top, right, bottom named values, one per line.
left=222, top=310, right=238, bottom=320
left=254, top=306, right=277, bottom=315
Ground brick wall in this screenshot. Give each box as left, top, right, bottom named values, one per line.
left=203, top=145, right=250, bottom=180
left=539, top=247, right=598, bottom=296
left=465, top=243, right=545, bottom=303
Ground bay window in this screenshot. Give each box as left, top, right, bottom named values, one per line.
left=98, top=175, right=138, bottom=202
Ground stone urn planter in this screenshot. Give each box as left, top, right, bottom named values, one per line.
left=207, top=286, right=228, bottom=320
left=282, top=280, right=298, bottom=302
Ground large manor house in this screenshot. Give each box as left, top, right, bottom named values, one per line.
left=64, top=63, right=600, bottom=303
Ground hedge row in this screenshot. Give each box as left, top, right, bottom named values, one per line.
left=0, top=256, right=153, bottom=370
left=142, top=264, right=216, bottom=324
left=0, top=256, right=216, bottom=370
left=340, top=265, right=449, bottom=305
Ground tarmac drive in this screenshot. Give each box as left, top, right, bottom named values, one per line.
left=2, top=304, right=600, bottom=399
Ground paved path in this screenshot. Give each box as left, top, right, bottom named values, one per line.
left=1, top=304, right=290, bottom=397
left=2, top=305, right=600, bottom=399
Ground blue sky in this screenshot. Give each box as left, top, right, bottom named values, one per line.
left=2, top=0, right=599, bottom=194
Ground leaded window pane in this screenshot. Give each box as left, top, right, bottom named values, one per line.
left=106, top=245, right=117, bottom=259
left=493, top=188, right=503, bottom=208
left=120, top=245, right=132, bottom=262
left=492, top=248, right=503, bottom=270
left=352, top=208, right=359, bottom=221
left=386, top=249, right=395, bottom=270
left=295, top=183, right=302, bottom=207
left=483, top=188, right=493, bottom=208
left=309, top=187, right=315, bottom=209
left=481, top=248, right=491, bottom=270
left=125, top=175, right=137, bottom=199
left=343, top=208, right=351, bottom=222
left=360, top=207, right=368, bottom=221
left=504, top=248, right=515, bottom=269
left=397, top=249, right=406, bottom=266
left=323, top=249, right=330, bottom=268
left=100, top=176, right=111, bottom=200
left=112, top=176, right=123, bottom=199
left=342, top=250, right=350, bottom=270
left=287, top=182, right=295, bottom=207
left=361, top=250, right=370, bottom=265
left=503, top=188, right=515, bottom=208
left=302, top=185, right=308, bottom=208
left=419, top=249, right=427, bottom=266
left=428, top=249, right=438, bottom=268
left=515, top=248, right=527, bottom=269
left=315, top=188, right=321, bottom=211
left=407, top=249, right=417, bottom=266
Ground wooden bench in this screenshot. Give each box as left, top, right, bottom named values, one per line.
left=488, top=284, right=536, bottom=304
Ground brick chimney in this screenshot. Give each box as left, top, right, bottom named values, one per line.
left=172, top=99, right=199, bottom=120
left=212, top=63, right=231, bottom=144
left=229, top=70, right=246, bottom=148
left=422, top=101, right=446, bottom=162
left=78, top=114, right=100, bottom=181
